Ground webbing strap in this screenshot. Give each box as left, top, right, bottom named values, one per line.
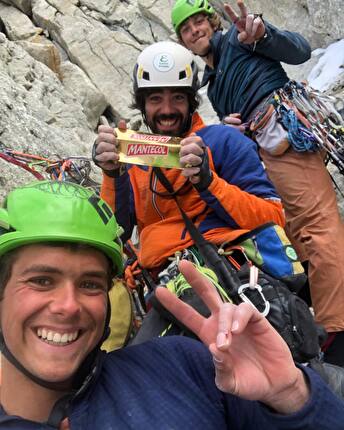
left=152, top=167, right=241, bottom=300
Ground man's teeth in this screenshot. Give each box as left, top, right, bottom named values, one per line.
left=37, top=328, right=79, bottom=344
left=160, top=119, right=176, bottom=126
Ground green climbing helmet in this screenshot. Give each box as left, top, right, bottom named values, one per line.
left=0, top=180, right=124, bottom=274
left=171, top=0, right=215, bottom=34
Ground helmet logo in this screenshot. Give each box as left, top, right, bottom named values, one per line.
left=88, top=194, right=113, bottom=225
left=153, top=53, right=174, bottom=72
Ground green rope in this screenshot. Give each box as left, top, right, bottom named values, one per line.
left=166, top=263, right=233, bottom=304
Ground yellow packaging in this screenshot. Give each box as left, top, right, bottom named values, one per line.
left=115, top=128, right=181, bottom=169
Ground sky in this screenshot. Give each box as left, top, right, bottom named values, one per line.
left=307, top=39, right=344, bottom=91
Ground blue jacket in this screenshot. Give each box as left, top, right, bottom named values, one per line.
left=201, top=23, right=311, bottom=121
left=1, top=337, right=343, bottom=429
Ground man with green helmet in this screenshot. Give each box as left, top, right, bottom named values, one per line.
left=171, top=0, right=344, bottom=368
left=0, top=180, right=343, bottom=429
left=172, top=0, right=216, bottom=35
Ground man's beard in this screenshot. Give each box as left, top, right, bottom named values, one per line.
left=146, top=113, right=191, bottom=137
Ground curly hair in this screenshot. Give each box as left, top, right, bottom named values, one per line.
left=177, top=11, right=223, bottom=38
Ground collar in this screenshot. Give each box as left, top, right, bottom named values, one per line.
left=188, top=112, right=206, bottom=135
left=201, top=31, right=224, bottom=87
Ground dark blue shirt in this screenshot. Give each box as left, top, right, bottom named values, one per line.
left=1, top=337, right=343, bottom=429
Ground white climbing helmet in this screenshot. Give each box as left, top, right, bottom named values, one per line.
left=133, top=41, right=199, bottom=92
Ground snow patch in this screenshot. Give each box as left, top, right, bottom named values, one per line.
left=308, top=39, right=344, bottom=91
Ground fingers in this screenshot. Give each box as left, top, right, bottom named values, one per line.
left=237, top=0, right=248, bottom=18
left=95, top=125, right=121, bottom=171
left=244, top=13, right=254, bottom=36
left=117, top=118, right=127, bottom=131
left=223, top=114, right=246, bottom=133
left=178, top=260, right=223, bottom=314
left=216, top=303, right=234, bottom=348
left=238, top=14, right=264, bottom=43
left=209, top=343, right=237, bottom=393
left=179, top=135, right=205, bottom=178
left=216, top=302, right=262, bottom=351
left=155, top=286, right=205, bottom=336
left=251, top=15, right=263, bottom=37
left=224, top=1, right=265, bottom=44
left=223, top=3, right=239, bottom=23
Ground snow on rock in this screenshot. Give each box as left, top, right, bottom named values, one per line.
left=308, top=39, right=344, bottom=91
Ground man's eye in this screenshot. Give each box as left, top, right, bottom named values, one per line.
left=80, top=281, right=107, bottom=292
left=180, top=25, right=190, bottom=35
left=28, top=278, right=51, bottom=287
left=148, top=96, right=162, bottom=103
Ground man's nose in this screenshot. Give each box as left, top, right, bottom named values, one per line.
left=159, top=97, right=175, bottom=114
left=189, top=22, right=199, bottom=35
left=48, top=283, right=82, bottom=317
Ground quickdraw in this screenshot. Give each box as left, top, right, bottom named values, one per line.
left=0, top=146, right=100, bottom=190
left=273, top=81, right=344, bottom=175
left=249, top=80, right=344, bottom=176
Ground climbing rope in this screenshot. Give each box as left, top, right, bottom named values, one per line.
left=0, top=146, right=100, bottom=190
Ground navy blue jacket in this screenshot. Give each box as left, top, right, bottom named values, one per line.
left=1, top=337, right=343, bottom=429
left=201, top=23, right=311, bottom=121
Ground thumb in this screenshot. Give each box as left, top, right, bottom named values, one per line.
left=117, top=119, right=127, bottom=131
left=237, top=31, right=248, bottom=43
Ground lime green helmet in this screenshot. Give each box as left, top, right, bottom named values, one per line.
left=0, top=180, right=123, bottom=274
left=171, top=0, right=215, bottom=34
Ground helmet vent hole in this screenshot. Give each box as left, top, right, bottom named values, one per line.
left=0, top=226, right=14, bottom=235
left=142, top=71, right=150, bottom=81
left=179, top=70, right=187, bottom=80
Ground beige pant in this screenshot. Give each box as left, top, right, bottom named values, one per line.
left=260, top=148, right=344, bottom=332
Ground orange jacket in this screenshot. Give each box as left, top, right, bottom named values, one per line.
left=101, top=113, right=284, bottom=269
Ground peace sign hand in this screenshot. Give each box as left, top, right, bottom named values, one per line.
left=224, top=1, right=265, bottom=45
left=155, top=260, right=309, bottom=413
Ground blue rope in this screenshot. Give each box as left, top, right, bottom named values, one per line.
left=278, top=107, right=319, bottom=152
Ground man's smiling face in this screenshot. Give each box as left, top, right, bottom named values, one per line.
left=144, top=88, right=191, bottom=136
left=179, top=13, right=214, bottom=57
left=0, top=244, right=109, bottom=388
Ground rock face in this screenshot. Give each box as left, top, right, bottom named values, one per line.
left=0, top=0, right=343, bottom=206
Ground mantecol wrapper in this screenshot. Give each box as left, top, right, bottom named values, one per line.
left=115, top=128, right=181, bottom=169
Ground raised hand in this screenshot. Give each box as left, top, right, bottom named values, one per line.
left=222, top=113, right=247, bottom=133
left=94, top=119, right=127, bottom=173
left=179, top=133, right=212, bottom=188
left=155, top=260, right=309, bottom=413
left=224, top=1, right=265, bottom=44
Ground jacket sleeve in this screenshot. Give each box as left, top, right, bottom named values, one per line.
left=100, top=170, right=136, bottom=242
left=255, top=366, right=344, bottom=429
left=232, top=21, right=311, bottom=64
left=196, top=126, right=285, bottom=231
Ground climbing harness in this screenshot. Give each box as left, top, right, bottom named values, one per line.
left=250, top=80, right=344, bottom=175
left=0, top=146, right=100, bottom=190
